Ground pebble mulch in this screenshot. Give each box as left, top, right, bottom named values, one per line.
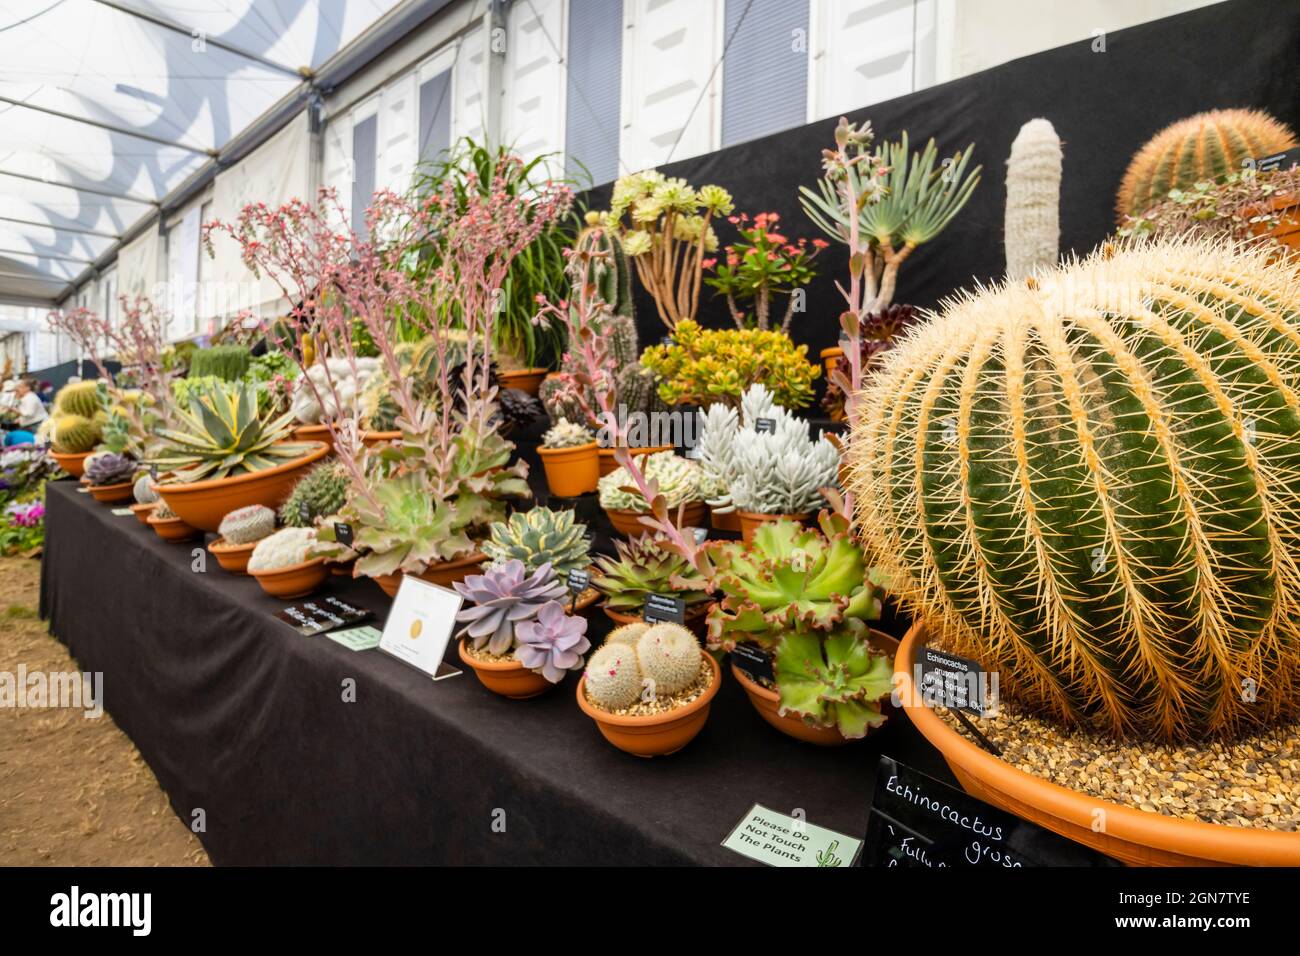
left=583, top=658, right=712, bottom=718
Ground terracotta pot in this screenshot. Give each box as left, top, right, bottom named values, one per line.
left=361, top=430, right=401, bottom=448
left=147, top=512, right=200, bottom=543
left=249, top=557, right=329, bottom=600
left=416, top=552, right=487, bottom=588
left=88, top=480, right=135, bottom=504
left=1248, top=192, right=1300, bottom=253
left=597, top=444, right=672, bottom=477
left=329, top=558, right=356, bottom=577
left=129, top=501, right=156, bottom=525
left=539, top=441, right=599, bottom=497
left=895, top=622, right=1300, bottom=866
left=155, top=442, right=329, bottom=532
left=292, top=424, right=335, bottom=450
left=709, top=506, right=741, bottom=533
left=605, top=500, right=707, bottom=538
left=498, top=368, right=548, bottom=395
left=458, top=639, right=556, bottom=699
left=735, top=509, right=810, bottom=544
left=50, top=449, right=93, bottom=478
left=603, top=602, right=711, bottom=639
left=732, top=629, right=899, bottom=746
left=373, top=572, right=402, bottom=598
left=208, top=536, right=257, bottom=575
left=577, top=651, right=721, bottom=757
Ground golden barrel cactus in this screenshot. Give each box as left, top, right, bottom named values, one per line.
left=848, top=239, right=1300, bottom=740
left=1116, top=108, right=1297, bottom=221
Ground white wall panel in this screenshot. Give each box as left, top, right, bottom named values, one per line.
left=453, top=24, right=489, bottom=143
left=809, top=0, right=928, bottom=121
left=503, top=0, right=567, bottom=169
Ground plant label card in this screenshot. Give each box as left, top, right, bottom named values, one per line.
left=326, top=625, right=383, bottom=651
left=914, top=647, right=999, bottom=716
left=378, top=574, right=463, bottom=681
left=111, top=507, right=133, bottom=516
left=730, top=642, right=774, bottom=684
left=754, top=417, right=777, bottom=435
left=722, top=804, right=861, bottom=867
left=566, top=568, right=590, bottom=594
left=333, top=521, right=355, bottom=548
left=643, top=593, right=685, bottom=625
left=1256, top=145, right=1300, bottom=172
left=275, top=596, right=371, bottom=636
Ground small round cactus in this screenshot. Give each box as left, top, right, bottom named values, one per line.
left=584, top=643, right=643, bottom=710
left=542, top=418, right=595, bottom=449
left=52, top=414, right=101, bottom=454
left=606, top=622, right=648, bottom=645
left=636, top=623, right=701, bottom=695
left=133, top=473, right=159, bottom=505
left=54, top=380, right=100, bottom=419
left=219, top=504, right=276, bottom=545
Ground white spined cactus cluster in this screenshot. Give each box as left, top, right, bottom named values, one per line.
left=248, top=527, right=317, bottom=572
left=699, top=384, right=840, bottom=515
left=584, top=622, right=702, bottom=710
left=291, top=357, right=382, bottom=424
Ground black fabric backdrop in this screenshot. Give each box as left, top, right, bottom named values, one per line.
left=593, top=0, right=1300, bottom=362
left=39, top=480, right=948, bottom=865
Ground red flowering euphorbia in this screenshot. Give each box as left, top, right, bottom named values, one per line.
left=704, top=211, right=826, bottom=332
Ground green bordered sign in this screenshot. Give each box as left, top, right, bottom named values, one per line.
left=721, top=803, right=861, bottom=867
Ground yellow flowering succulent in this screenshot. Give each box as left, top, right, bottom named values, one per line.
left=640, top=319, right=820, bottom=410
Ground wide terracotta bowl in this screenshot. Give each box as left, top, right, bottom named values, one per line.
left=88, top=480, right=135, bottom=504
left=291, top=424, right=334, bottom=450
left=147, top=512, right=200, bottom=543
left=50, top=449, right=93, bottom=478
left=597, top=445, right=672, bottom=477
left=736, top=509, right=810, bottom=544
left=370, top=552, right=488, bottom=598
left=605, top=500, right=707, bottom=538
left=498, top=368, right=548, bottom=395
left=155, top=442, right=329, bottom=532
left=710, top=506, right=741, bottom=533
left=208, top=536, right=257, bottom=575
left=539, top=441, right=599, bottom=497
left=895, top=622, right=1300, bottom=866
left=361, top=430, right=401, bottom=448
left=732, top=629, right=898, bottom=746
left=129, top=501, right=156, bottom=524
left=249, top=557, right=329, bottom=600
left=458, top=639, right=555, bottom=699
left=577, top=652, right=721, bottom=757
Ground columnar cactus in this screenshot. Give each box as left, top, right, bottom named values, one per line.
left=573, top=218, right=634, bottom=321
left=133, top=473, right=159, bottom=505
left=219, top=504, right=276, bottom=545
left=280, top=461, right=350, bottom=528
left=1116, top=108, right=1297, bottom=220
left=847, top=238, right=1300, bottom=740
left=1004, top=118, right=1061, bottom=280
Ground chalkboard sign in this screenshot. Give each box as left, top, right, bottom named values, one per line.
left=1255, top=145, right=1300, bottom=172
left=915, top=647, right=998, bottom=716
left=275, top=595, right=372, bottom=636
left=566, top=568, right=590, bottom=594
left=754, top=417, right=776, bottom=435
left=333, top=521, right=354, bottom=548
left=299, top=500, right=312, bottom=524
left=643, top=593, right=685, bottom=625
left=862, top=757, right=1120, bottom=867
left=731, top=641, right=774, bottom=684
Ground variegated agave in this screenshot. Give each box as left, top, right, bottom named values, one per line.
left=151, top=381, right=315, bottom=483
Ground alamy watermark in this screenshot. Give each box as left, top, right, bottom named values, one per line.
left=0, top=665, right=103, bottom=718
left=595, top=405, right=699, bottom=451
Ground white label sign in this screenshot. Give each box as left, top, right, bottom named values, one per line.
left=721, top=804, right=862, bottom=868
left=378, top=575, right=464, bottom=679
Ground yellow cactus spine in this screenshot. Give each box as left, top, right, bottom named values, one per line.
left=848, top=238, right=1300, bottom=741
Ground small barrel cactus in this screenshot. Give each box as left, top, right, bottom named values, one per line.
left=636, top=623, right=701, bottom=695
left=514, top=601, right=591, bottom=683
left=153, top=501, right=177, bottom=520
left=598, top=451, right=702, bottom=512
left=280, top=461, right=350, bottom=528
left=482, top=508, right=591, bottom=576
left=85, top=452, right=136, bottom=487
left=542, top=419, right=595, bottom=450
left=219, top=504, right=276, bottom=545
left=54, top=380, right=101, bottom=418
left=52, top=414, right=101, bottom=454
left=848, top=238, right=1300, bottom=740
left=133, top=474, right=159, bottom=505
left=1117, top=108, right=1297, bottom=220
left=1004, top=118, right=1061, bottom=281
left=248, top=527, right=316, bottom=572
left=584, top=642, right=644, bottom=710
left=606, top=622, right=648, bottom=645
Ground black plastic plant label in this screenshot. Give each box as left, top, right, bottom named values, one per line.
left=687, top=526, right=708, bottom=545
left=754, top=417, right=776, bottom=435
left=731, top=641, right=774, bottom=684
left=1254, top=145, right=1300, bottom=172
left=275, top=597, right=371, bottom=636
left=915, top=647, right=998, bottom=716
left=333, top=521, right=354, bottom=548
left=643, top=593, right=685, bottom=625
left=862, top=757, right=1120, bottom=868
left=149, top=462, right=159, bottom=479
left=300, top=500, right=311, bottom=524
left=566, top=568, right=590, bottom=594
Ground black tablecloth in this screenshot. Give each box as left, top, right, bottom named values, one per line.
left=39, top=479, right=957, bottom=865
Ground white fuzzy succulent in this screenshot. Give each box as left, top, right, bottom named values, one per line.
left=695, top=403, right=739, bottom=507
left=291, top=357, right=381, bottom=424
left=598, top=450, right=702, bottom=512
left=248, top=527, right=317, bottom=572
left=702, top=383, right=840, bottom=516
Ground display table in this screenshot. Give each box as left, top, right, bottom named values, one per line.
left=39, top=479, right=957, bottom=865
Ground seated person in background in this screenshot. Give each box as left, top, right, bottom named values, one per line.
left=6, top=378, right=47, bottom=446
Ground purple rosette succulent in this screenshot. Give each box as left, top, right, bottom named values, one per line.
left=514, top=601, right=591, bottom=683
left=453, top=559, right=566, bottom=655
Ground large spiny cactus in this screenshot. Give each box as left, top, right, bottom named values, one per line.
left=1116, top=108, right=1297, bottom=221
left=848, top=239, right=1300, bottom=741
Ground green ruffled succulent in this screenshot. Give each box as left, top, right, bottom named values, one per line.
left=699, top=509, right=890, bottom=739
left=592, top=532, right=709, bottom=613
left=483, top=507, right=590, bottom=576
left=598, top=450, right=701, bottom=512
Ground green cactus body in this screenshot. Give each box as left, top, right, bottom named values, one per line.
left=280, top=461, right=350, bottom=528
left=849, top=239, right=1300, bottom=740
left=585, top=642, right=643, bottom=710
left=52, top=414, right=100, bottom=454
left=219, top=505, right=276, bottom=545
left=574, top=222, right=634, bottom=321
left=189, top=345, right=252, bottom=381
left=482, top=508, right=591, bottom=576
left=636, top=623, right=701, bottom=695
left=55, top=381, right=101, bottom=419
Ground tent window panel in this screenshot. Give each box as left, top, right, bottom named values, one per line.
left=565, top=0, right=622, bottom=185
left=351, top=114, right=378, bottom=238
left=721, top=0, right=809, bottom=148
left=419, top=69, right=452, bottom=164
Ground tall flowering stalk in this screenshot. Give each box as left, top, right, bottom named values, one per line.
left=535, top=246, right=697, bottom=563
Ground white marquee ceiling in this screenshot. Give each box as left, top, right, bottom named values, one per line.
left=0, top=0, right=401, bottom=304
